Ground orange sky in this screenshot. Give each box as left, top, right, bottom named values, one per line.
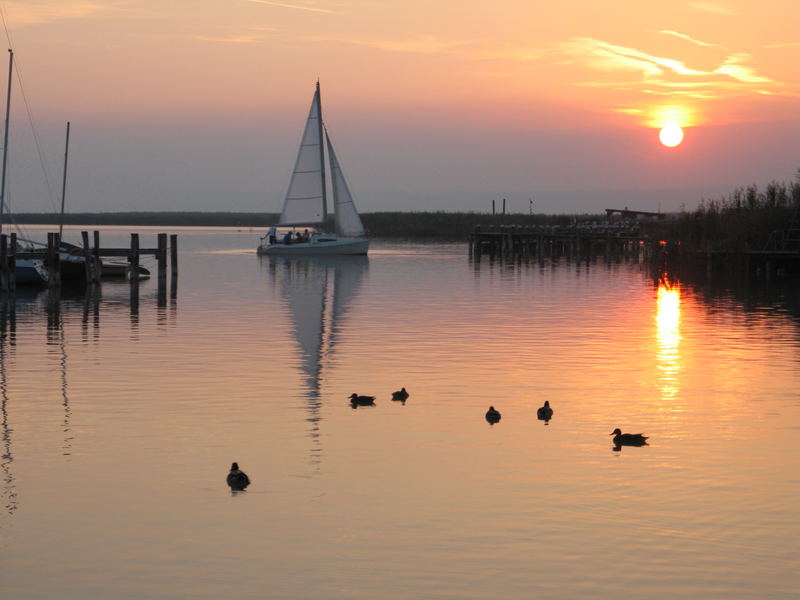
left=0, top=0, right=797, bottom=214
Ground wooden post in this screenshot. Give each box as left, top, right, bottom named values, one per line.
left=93, top=230, right=102, bottom=280
left=81, top=231, right=92, bottom=282
left=170, top=234, right=178, bottom=299
left=157, top=233, right=167, bottom=306
left=0, top=234, right=7, bottom=292
left=129, top=233, right=140, bottom=282
left=47, top=232, right=61, bottom=287
left=8, top=232, right=15, bottom=293
left=157, top=233, right=167, bottom=287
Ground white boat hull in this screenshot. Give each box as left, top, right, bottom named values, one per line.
left=258, top=237, right=369, bottom=256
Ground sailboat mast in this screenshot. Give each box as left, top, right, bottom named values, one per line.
left=0, top=49, right=12, bottom=236
left=58, top=121, right=70, bottom=239
left=315, top=81, right=328, bottom=224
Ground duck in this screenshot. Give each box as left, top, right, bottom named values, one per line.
left=485, top=406, right=501, bottom=424
left=349, top=393, right=376, bottom=406
left=536, top=400, right=553, bottom=421
left=610, top=428, right=648, bottom=446
left=227, top=462, right=251, bottom=490
left=391, top=387, right=409, bottom=402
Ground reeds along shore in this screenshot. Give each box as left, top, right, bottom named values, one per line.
left=641, top=177, right=800, bottom=254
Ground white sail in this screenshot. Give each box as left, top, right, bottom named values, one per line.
left=326, top=130, right=366, bottom=238
left=259, top=83, right=369, bottom=256
left=278, top=85, right=326, bottom=226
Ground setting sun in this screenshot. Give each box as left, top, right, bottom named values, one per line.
left=659, top=125, right=684, bottom=147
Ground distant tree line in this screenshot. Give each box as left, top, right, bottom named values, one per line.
left=11, top=170, right=800, bottom=249
left=8, top=210, right=602, bottom=239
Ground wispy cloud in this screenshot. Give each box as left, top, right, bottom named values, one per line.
left=714, top=53, right=773, bottom=84
left=762, top=41, right=800, bottom=49
left=305, top=34, right=474, bottom=55
left=0, top=1, right=113, bottom=25
left=559, top=37, right=778, bottom=88
left=247, top=0, right=340, bottom=14
left=188, top=26, right=277, bottom=45
left=687, top=1, right=733, bottom=15
left=657, top=30, right=721, bottom=48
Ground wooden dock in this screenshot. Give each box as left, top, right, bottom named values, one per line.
left=468, top=223, right=650, bottom=262
left=0, top=231, right=178, bottom=299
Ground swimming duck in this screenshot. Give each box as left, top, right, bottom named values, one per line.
left=485, top=406, right=501, bottom=424
left=391, top=387, right=409, bottom=402
left=349, top=393, right=376, bottom=406
left=227, top=462, right=251, bottom=490
left=610, top=428, right=648, bottom=446
left=537, top=400, right=553, bottom=421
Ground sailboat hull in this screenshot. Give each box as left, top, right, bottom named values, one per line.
left=258, top=237, right=369, bottom=256
left=14, top=259, right=49, bottom=284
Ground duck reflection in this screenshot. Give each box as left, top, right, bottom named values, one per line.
left=268, top=256, right=368, bottom=458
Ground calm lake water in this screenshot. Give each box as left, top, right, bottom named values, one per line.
left=1, top=226, right=798, bottom=599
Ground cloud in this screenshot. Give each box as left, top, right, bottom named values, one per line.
left=247, top=0, right=340, bottom=14
left=657, top=30, right=721, bottom=48
left=762, top=41, right=800, bottom=49
left=715, top=53, right=774, bottom=84
left=687, top=1, right=733, bottom=15
left=559, top=37, right=709, bottom=79
left=305, top=34, right=475, bottom=55
left=188, top=27, right=277, bottom=45
left=559, top=37, right=779, bottom=89
left=0, top=1, right=114, bottom=26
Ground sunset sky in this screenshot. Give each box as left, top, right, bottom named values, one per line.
left=0, top=0, right=797, bottom=215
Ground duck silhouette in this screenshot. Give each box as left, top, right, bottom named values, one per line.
left=485, top=406, right=501, bottom=424
left=537, top=400, right=553, bottom=421
left=610, top=428, right=648, bottom=446
left=349, top=393, right=376, bottom=406
left=227, top=462, right=251, bottom=491
left=391, top=387, right=409, bottom=402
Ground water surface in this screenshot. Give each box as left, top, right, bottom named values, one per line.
left=1, top=226, right=798, bottom=599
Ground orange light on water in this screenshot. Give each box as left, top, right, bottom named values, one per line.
left=656, top=278, right=682, bottom=402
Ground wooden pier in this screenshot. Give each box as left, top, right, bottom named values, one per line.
left=0, top=231, right=178, bottom=299
left=468, top=222, right=651, bottom=262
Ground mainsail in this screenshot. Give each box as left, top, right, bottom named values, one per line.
left=276, top=83, right=365, bottom=237
left=326, top=131, right=366, bottom=238
left=277, top=84, right=327, bottom=227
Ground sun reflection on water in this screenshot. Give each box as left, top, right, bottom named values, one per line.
left=656, top=276, right=682, bottom=403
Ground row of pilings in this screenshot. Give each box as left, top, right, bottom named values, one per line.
left=0, top=231, right=178, bottom=304
left=468, top=223, right=659, bottom=263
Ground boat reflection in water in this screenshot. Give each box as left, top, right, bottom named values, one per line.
left=267, top=255, right=368, bottom=459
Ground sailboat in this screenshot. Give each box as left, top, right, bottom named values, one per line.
left=257, top=83, right=369, bottom=256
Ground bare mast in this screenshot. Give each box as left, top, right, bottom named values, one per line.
left=315, top=81, right=328, bottom=225
left=58, top=122, right=70, bottom=239
left=0, top=49, right=12, bottom=236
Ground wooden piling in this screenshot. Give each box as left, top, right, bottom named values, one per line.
left=92, top=230, right=102, bottom=280
left=128, top=233, right=140, bottom=282
left=7, top=232, right=14, bottom=293
left=82, top=231, right=94, bottom=283
left=46, top=232, right=61, bottom=287
left=0, top=234, right=8, bottom=292
left=169, top=234, right=178, bottom=299
left=157, top=233, right=167, bottom=287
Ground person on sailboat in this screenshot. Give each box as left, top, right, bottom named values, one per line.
left=283, top=231, right=293, bottom=245
left=267, top=225, right=277, bottom=245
